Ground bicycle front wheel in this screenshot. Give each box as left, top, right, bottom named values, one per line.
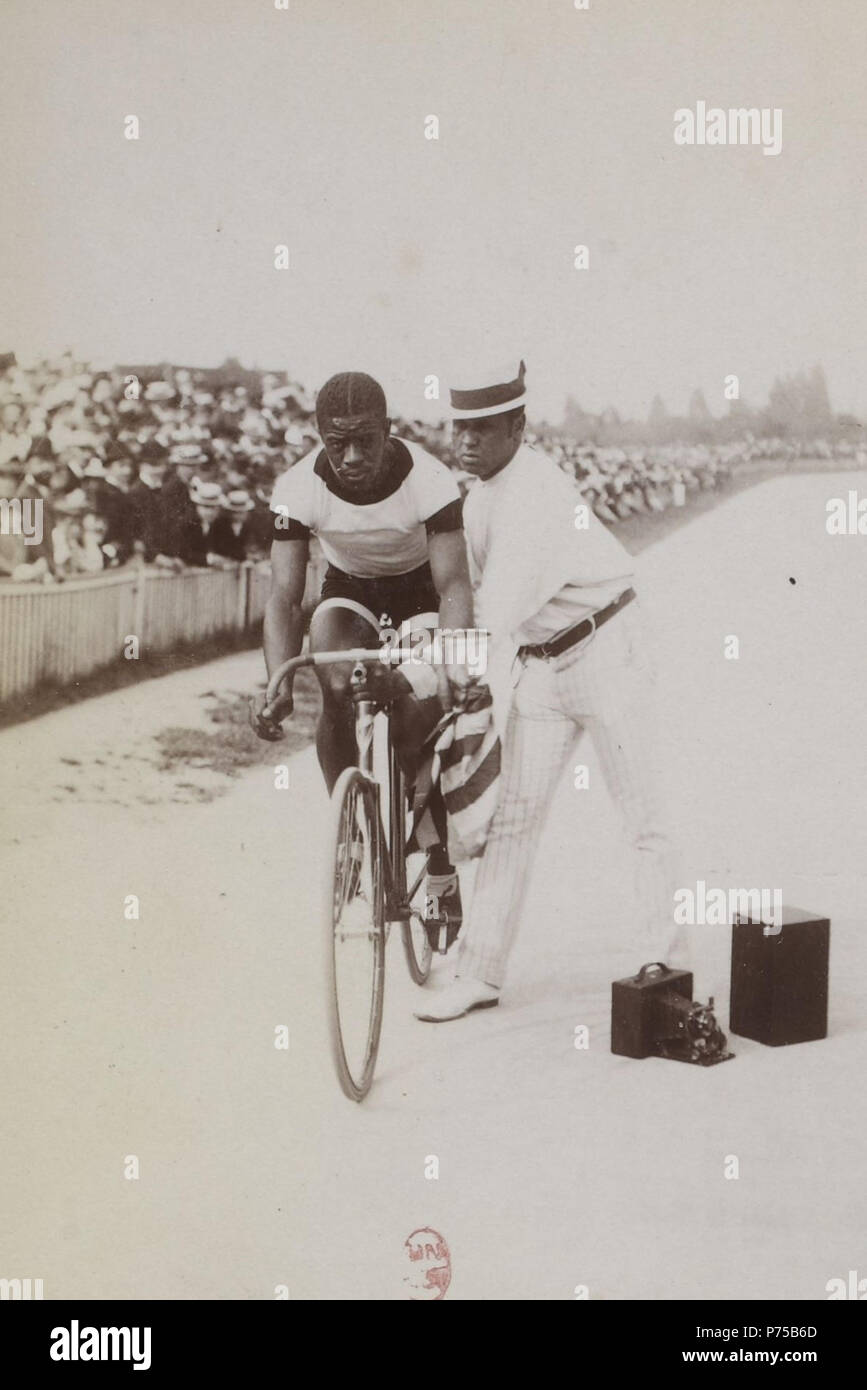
left=323, top=766, right=386, bottom=1102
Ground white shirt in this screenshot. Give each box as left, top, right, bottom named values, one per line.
left=463, top=442, right=635, bottom=646
left=269, top=436, right=461, bottom=578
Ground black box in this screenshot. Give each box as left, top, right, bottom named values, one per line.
left=730, top=905, right=829, bottom=1046
left=611, top=962, right=693, bottom=1059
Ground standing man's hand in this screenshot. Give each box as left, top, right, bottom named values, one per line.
left=439, top=663, right=475, bottom=711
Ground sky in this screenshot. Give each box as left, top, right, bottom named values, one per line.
left=1, top=0, right=864, bottom=425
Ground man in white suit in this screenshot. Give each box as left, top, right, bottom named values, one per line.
left=416, top=360, right=680, bottom=1022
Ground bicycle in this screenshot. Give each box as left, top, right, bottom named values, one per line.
left=265, top=645, right=455, bottom=1102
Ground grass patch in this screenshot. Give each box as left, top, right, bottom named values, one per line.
left=153, top=666, right=321, bottom=781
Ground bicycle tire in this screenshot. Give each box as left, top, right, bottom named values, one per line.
left=322, top=766, right=386, bottom=1102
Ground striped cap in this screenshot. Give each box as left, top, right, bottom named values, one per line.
left=449, top=360, right=526, bottom=420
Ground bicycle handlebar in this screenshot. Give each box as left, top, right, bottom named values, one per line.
left=265, top=648, right=394, bottom=706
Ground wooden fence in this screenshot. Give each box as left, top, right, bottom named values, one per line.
left=0, top=547, right=326, bottom=705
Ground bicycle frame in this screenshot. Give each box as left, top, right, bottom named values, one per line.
left=267, top=648, right=421, bottom=923
left=350, top=661, right=430, bottom=925
left=349, top=661, right=376, bottom=778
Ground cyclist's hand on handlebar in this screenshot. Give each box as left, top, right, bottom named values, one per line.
left=249, top=689, right=294, bottom=741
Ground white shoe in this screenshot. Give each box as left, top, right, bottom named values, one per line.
left=414, top=977, right=500, bottom=1023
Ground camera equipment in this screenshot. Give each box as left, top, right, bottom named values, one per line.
left=611, top=962, right=734, bottom=1066
left=730, top=905, right=829, bottom=1046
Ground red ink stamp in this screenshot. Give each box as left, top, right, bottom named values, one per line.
left=404, top=1227, right=451, bottom=1300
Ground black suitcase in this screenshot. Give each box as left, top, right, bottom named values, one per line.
left=729, top=905, right=829, bottom=1046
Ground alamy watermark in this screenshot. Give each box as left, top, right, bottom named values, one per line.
left=673, top=881, right=783, bottom=934
left=379, top=623, right=488, bottom=676
left=0, top=497, right=43, bottom=545
left=826, top=1269, right=867, bottom=1300
left=0, top=1276, right=43, bottom=1300
left=50, top=1321, right=152, bottom=1371
left=826, top=491, right=867, bottom=535
left=674, top=102, right=782, bottom=156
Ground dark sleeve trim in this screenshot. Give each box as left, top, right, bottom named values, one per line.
left=424, top=497, right=463, bottom=535
left=272, top=510, right=310, bottom=541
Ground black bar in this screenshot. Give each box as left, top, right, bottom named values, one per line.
left=5, top=1299, right=863, bottom=1374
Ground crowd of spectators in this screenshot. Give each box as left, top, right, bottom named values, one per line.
left=399, top=422, right=862, bottom=522
left=1, top=351, right=862, bottom=584
left=525, top=435, right=725, bottom=522
left=524, top=432, right=865, bottom=523
left=0, top=353, right=318, bottom=583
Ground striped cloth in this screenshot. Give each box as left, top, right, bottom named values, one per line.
left=409, top=682, right=502, bottom=859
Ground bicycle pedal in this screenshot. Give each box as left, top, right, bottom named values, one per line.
left=423, top=915, right=462, bottom=955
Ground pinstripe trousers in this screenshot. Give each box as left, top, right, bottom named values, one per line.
left=458, top=599, right=679, bottom=989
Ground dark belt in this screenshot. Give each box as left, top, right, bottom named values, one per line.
left=517, top=587, right=636, bottom=661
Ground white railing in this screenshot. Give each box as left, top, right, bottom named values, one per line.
left=0, top=546, right=327, bottom=705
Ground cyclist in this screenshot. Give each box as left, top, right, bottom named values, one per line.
left=250, top=371, right=474, bottom=926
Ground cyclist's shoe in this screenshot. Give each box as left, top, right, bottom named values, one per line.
left=423, top=871, right=463, bottom=953
left=336, top=832, right=364, bottom=903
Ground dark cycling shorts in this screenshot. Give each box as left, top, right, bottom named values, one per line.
left=319, top=561, right=440, bottom=628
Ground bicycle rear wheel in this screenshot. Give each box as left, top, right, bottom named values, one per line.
left=323, top=766, right=386, bottom=1101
